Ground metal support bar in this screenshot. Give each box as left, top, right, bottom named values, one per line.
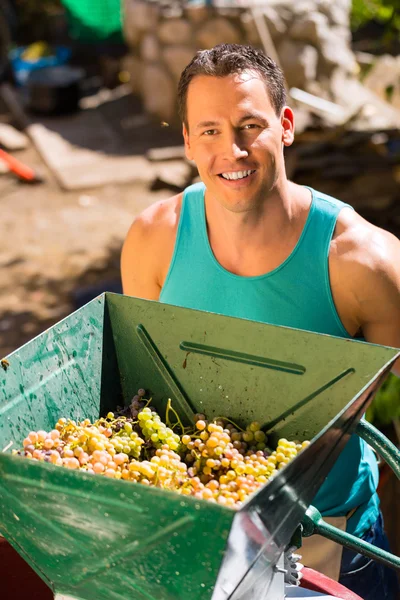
left=295, top=420, right=400, bottom=571
left=302, top=506, right=400, bottom=571
left=356, top=419, right=400, bottom=480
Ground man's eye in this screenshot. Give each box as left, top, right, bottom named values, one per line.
left=203, top=129, right=217, bottom=136
left=243, top=123, right=258, bottom=130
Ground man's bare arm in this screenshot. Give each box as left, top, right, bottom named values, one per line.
left=121, top=215, right=161, bottom=300
left=357, top=230, right=400, bottom=375
left=339, top=222, right=400, bottom=376
left=121, top=194, right=181, bottom=300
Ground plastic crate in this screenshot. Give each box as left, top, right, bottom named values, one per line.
left=9, top=46, right=71, bottom=87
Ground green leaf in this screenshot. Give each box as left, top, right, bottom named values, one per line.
left=367, top=374, right=400, bottom=426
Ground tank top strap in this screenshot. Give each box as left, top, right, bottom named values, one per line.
left=181, top=181, right=206, bottom=224
left=179, top=181, right=207, bottom=243
left=293, top=187, right=353, bottom=274
left=160, top=182, right=206, bottom=298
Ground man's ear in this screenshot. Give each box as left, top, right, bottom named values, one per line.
left=281, top=106, right=295, bottom=147
left=182, top=123, right=193, bottom=161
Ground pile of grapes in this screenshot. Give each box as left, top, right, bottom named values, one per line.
left=14, top=390, right=309, bottom=508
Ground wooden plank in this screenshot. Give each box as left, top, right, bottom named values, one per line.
left=0, top=123, right=29, bottom=151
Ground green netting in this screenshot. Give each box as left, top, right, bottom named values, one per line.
left=62, top=0, right=123, bottom=43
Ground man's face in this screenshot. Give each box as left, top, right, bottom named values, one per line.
left=183, top=72, right=294, bottom=213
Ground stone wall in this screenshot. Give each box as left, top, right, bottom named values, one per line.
left=121, top=0, right=358, bottom=126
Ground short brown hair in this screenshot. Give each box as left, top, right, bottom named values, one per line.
left=177, top=43, right=286, bottom=127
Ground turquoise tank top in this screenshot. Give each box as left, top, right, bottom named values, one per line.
left=160, top=182, right=379, bottom=537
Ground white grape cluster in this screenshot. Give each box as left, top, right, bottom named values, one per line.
left=14, top=391, right=309, bottom=508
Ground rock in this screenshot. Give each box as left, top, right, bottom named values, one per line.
left=292, top=106, right=314, bottom=134
left=289, top=13, right=330, bottom=48
left=185, top=5, right=212, bottom=24
left=158, top=18, right=192, bottom=45
left=355, top=51, right=375, bottom=67
left=163, top=45, right=196, bottom=84
left=318, top=0, right=351, bottom=27
left=122, top=0, right=140, bottom=47
left=241, top=7, right=287, bottom=47
left=318, top=29, right=357, bottom=73
left=288, top=1, right=319, bottom=19
left=140, top=34, right=160, bottom=62
left=363, top=55, right=400, bottom=104
left=160, top=5, right=183, bottom=19
left=196, top=18, right=242, bottom=49
left=330, top=69, right=400, bottom=130
left=120, top=54, right=143, bottom=95
left=240, top=12, right=261, bottom=47
left=123, top=0, right=159, bottom=36
left=329, top=24, right=352, bottom=44
left=392, top=84, right=400, bottom=111
left=304, top=77, right=332, bottom=99
left=278, top=39, right=319, bottom=88
left=141, top=64, right=176, bottom=123
left=261, top=7, right=287, bottom=40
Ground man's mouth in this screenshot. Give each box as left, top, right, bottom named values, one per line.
left=218, top=169, right=256, bottom=181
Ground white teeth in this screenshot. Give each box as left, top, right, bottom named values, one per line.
left=221, top=170, right=254, bottom=180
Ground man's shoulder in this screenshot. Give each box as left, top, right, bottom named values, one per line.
left=122, top=191, right=183, bottom=268
left=128, top=180, right=205, bottom=241
left=131, top=192, right=183, bottom=237
left=331, top=207, right=400, bottom=280
left=121, top=192, right=184, bottom=294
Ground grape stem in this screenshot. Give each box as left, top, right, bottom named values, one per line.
left=213, top=416, right=245, bottom=432
left=144, top=397, right=153, bottom=409
left=165, top=398, right=185, bottom=433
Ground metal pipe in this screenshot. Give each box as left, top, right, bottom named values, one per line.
left=302, top=506, right=400, bottom=571
left=356, top=419, right=400, bottom=480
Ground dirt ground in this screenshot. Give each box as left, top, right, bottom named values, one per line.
left=0, top=140, right=172, bottom=358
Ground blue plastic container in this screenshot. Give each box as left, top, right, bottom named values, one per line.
left=9, top=46, right=72, bottom=87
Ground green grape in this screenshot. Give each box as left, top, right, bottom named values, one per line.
left=248, top=421, right=261, bottom=433
left=254, top=430, right=266, bottom=443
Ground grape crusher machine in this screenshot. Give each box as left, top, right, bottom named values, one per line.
left=0, top=293, right=399, bottom=600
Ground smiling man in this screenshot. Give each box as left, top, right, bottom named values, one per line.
left=121, top=44, right=400, bottom=598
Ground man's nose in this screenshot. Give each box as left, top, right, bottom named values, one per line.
left=223, top=132, right=249, bottom=160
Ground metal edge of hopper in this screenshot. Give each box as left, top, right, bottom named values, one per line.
left=211, top=356, right=397, bottom=600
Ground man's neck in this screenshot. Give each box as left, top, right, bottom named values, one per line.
left=203, top=180, right=312, bottom=277
left=206, top=179, right=304, bottom=244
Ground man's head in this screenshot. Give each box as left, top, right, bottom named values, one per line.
left=178, top=44, right=286, bottom=130
left=178, top=44, right=294, bottom=214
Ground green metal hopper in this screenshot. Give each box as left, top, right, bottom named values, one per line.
left=0, top=293, right=398, bottom=600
